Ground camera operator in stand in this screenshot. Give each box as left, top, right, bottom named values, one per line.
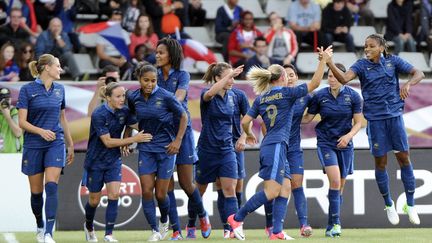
left=0, top=87, right=23, bottom=153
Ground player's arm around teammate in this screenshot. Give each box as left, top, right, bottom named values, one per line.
left=83, top=82, right=152, bottom=242
left=17, top=54, right=73, bottom=243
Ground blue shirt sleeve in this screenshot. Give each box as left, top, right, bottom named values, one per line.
left=177, top=71, right=190, bottom=91
left=92, top=112, right=110, bottom=137
left=167, top=93, right=185, bottom=118
left=393, top=55, right=414, bottom=74
left=307, top=92, right=320, bottom=115
left=352, top=90, right=363, bottom=114
left=246, top=97, right=260, bottom=118
left=283, top=83, right=308, bottom=99
left=16, top=85, right=29, bottom=109
left=239, top=91, right=250, bottom=116
left=350, top=59, right=364, bottom=80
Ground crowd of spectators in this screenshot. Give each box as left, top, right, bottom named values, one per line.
left=0, top=0, right=431, bottom=82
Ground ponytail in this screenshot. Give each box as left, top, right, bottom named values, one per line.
left=247, top=64, right=284, bottom=94
left=99, top=82, right=123, bottom=100
left=202, top=62, right=232, bottom=84
left=29, top=54, right=56, bottom=78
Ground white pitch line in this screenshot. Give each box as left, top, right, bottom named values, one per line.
left=2, top=233, right=19, bottom=243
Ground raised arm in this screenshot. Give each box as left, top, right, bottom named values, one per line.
left=306, top=46, right=332, bottom=93
left=203, top=65, right=243, bottom=101
left=326, top=59, right=357, bottom=85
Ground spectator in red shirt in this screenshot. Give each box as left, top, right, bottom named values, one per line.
left=129, top=14, right=159, bottom=58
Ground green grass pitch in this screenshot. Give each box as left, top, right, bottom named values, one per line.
left=3, top=228, right=431, bottom=243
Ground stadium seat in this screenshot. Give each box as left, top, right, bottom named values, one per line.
left=202, top=0, right=224, bottom=19
left=333, top=52, right=359, bottom=70
left=350, top=26, right=376, bottom=48
left=215, top=52, right=224, bottom=62
left=369, top=0, right=392, bottom=19
left=296, top=52, right=319, bottom=74
left=239, top=0, right=266, bottom=18
left=78, top=33, right=99, bottom=48
left=265, top=0, right=291, bottom=18
left=183, top=27, right=219, bottom=48
left=73, top=53, right=99, bottom=75
left=398, top=52, right=431, bottom=73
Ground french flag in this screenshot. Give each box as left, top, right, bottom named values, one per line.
left=78, top=22, right=130, bottom=60
left=178, top=38, right=217, bottom=64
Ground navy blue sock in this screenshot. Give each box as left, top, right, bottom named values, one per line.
left=44, top=182, right=58, bottom=236
left=142, top=198, right=158, bottom=231
left=168, top=191, right=180, bottom=232
left=264, top=199, right=274, bottom=228
left=272, top=196, right=289, bottom=234
left=234, top=191, right=267, bottom=222
left=85, top=202, right=97, bottom=230
left=158, top=196, right=170, bottom=224
left=105, top=199, right=118, bottom=235
left=224, top=196, right=238, bottom=222
left=292, top=187, right=308, bottom=227
left=31, top=193, right=44, bottom=228
left=190, top=188, right=206, bottom=218
left=216, top=190, right=226, bottom=225
left=375, top=169, right=392, bottom=206
left=328, top=189, right=340, bottom=225
left=401, top=164, right=415, bottom=206
left=236, top=192, right=243, bottom=208
left=187, top=197, right=197, bottom=228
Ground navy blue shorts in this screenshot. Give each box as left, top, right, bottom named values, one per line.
left=259, top=143, right=290, bottom=185
left=138, top=151, right=175, bottom=179
left=84, top=160, right=122, bottom=193
left=317, top=146, right=354, bottom=178
left=287, top=150, right=304, bottom=175
left=367, top=116, right=409, bottom=157
left=21, top=145, right=65, bottom=176
left=175, top=126, right=198, bottom=165
left=236, top=150, right=246, bottom=179
left=196, top=149, right=238, bottom=184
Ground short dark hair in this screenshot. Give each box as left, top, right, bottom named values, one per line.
left=254, top=36, right=267, bottom=46
left=283, top=63, right=298, bottom=76
left=102, top=65, right=120, bottom=76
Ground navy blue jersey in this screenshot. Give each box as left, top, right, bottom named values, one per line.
left=128, top=86, right=185, bottom=153
left=350, top=55, right=412, bottom=121
left=308, top=86, right=362, bottom=149
left=248, top=83, right=308, bottom=147
left=16, top=79, right=65, bottom=148
left=288, top=94, right=312, bottom=152
left=84, top=103, right=137, bottom=170
left=157, top=68, right=192, bottom=127
left=198, top=88, right=236, bottom=153
left=231, top=88, right=250, bottom=142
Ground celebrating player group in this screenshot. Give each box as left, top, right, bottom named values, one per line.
left=17, top=34, right=423, bottom=243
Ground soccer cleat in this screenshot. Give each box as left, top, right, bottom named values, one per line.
left=227, top=214, right=245, bottom=241
left=265, top=226, right=273, bottom=237
left=84, top=222, right=98, bottom=242
left=199, top=213, right=212, bottom=238
left=159, top=219, right=169, bottom=240
left=44, top=234, right=56, bottom=243
left=300, top=225, right=313, bottom=237
left=103, top=235, right=118, bottom=242
left=330, top=224, right=341, bottom=237
left=223, top=230, right=235, bottom=239
left=36, top=228, right=44, bottom=243
left=403, top=204, right=420, bottom=225
left=169, top=231, right=183, bottom=240
left=185, top=226, right=196, bottom=239
left=148, top=230, right=162, bottom=241
left=325, top=230, right=333, bottom=237
left=384, top=201, right=400, bottom=225
left=269, top=231, right=295, bottom=240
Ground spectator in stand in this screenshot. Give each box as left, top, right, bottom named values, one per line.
left=385, top=0, right=416, bottom=55
left=0, top=43, right=20, bottom=82
left=228, top=11, right=263, bottom=68
left=99, top=0, right=122, bottom=19
left=129, top=14, right=159, bottom=59
left=34, top=0, right=62, bottom=30
left=143, top=0, right=187, bottom=38
left=96, top=9, right=131, bottom=79
left=417, top=0, right=432, bottom=53
left=322, top=0, right=355, bottom=52
left=57, top=0, right=81, bottom=53
left=188, top=0, right=206, bottom=26
left=245, top=36, right=282, bottom=73
left=287, top=0, right=328, bottom=50
left=265, top=12, right=298, bottom=65
left=215, top=0, right=243, bottom=62
left=0, top=8, right=31, bottom=48
left=17, top=42, right=35, bottom=81
left=35, top=17, right=80, bottom=80
left=0, top=1, right=7, bottom=25
left=19, top=0, right=43, bottom=39
left=346, top=0, right=375, bottom=26
left=122, top=0, right=145, bottom=32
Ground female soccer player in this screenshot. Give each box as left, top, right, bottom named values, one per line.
left=228, top=47, right=331, bottom=241
left=17, top=54, right=74, bottom=243
left=128, top=64, right=188, bottom=241
left=83, top=82, right=153, bottom=242
left=325, top=34, right=423, bottom=225
left=155, top=37, right=210, bottom=240
left=303, top=63, right=363, bottom=237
